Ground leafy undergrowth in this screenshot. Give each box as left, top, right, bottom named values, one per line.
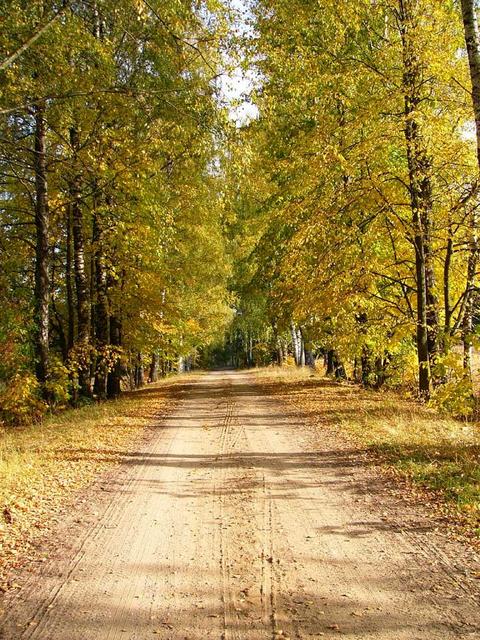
left=0, top=375, right=192, bottom=589
left=255, top=366, right=480, bottom=538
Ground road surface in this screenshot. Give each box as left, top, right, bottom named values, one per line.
left=1, top=370, right=479, bottom=639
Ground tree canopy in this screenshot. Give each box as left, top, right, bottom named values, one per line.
left=1, top=0, right=480, bottom=422
left=224, top=0, right=480, bottom=415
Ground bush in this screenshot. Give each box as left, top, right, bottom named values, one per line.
left=0, top=372, right=47, bottom=426
left=45, top=358, right=71, bottom=408
left=431, top=352, right=475, bottom=418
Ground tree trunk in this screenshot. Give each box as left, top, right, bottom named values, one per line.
left=107, top=314, right=122, bottom=398
left=463, top=241, right=478, bottom=376
left=290, top=322, right=305, bottom=366
left=361, top=344, right=373, bottom=386
left=335, top=356, right=346, bottom=380
left=135, top=353, right=144, bottom=388
left=160, top=352, right=167, bottom=377
left=248, top=333, right=254, bottom=367
left=178, top=355, right=185, bottom=373
left=93, top=210, right=109, bottom=399
left=399, top=0, right=437, bottom=397
left=290, top=322, right=300, bottom=365
left=304, top=345, right=315, bottom=368
left=66, top=205, right=78, bottom=406
left=50, top=262, right=68, bottom=362
left=70, top=125, right=91, bottom=397
left=461, top=0, right=480, bottom=169
left=326, top=349, right=345, bottom=378
left=460, top=0, right=480, bottom=378
left=149, top=353, right=159, bottom=382
left=300, top=327, right=314, bottom=368
left=443, top=218, right=453, bottom=351
left=32, top=101, right=50, bottom=396
left=356, top=313, right=372, bottom=386
left=353, top=357, right=362, bottom=383
left=277, top=337, right=284, bottom=366
left=297, top=326, right=305, bottom=366
left=375, top=354, right=389, bottom=389
left=66, top=203, right=75, bottom=352
left=326, top=350, right=336, bottom=375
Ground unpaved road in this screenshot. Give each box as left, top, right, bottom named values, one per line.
left=1, top=370, right=479, bottom=639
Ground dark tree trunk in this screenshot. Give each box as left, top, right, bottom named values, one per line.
left=353, top=357, right=362, bottom=383
left=335, top=358, right=346, bottom=380
left=304, top=347, right=315, bottom=368
left=374, top=354, right=389, bottom=389
left=463, top=244, right=478, bottom=375
left=160, top=353, right=167, bottom=377
left=300, top=328, right=315, bottom=368
left=461, top=0, right=480, bottom=168
left=326, top=349, right=345, bottom=378
left=399, top=0, right=438, bottom=397
left=107, top=314, right=122, bottom=398
left=70, top=125, right=91, bottom=396
left=93, top=209, right=109, bottom=399
left=361, top=345, right=373, bottom=387
left=149, top=353, right=159, bottom=382
left=50, top=262, right=68, bottom=362
left=32, top=101, right=50, bottom=396
left=460, top=0, right=480, bottom=377
left=66, top=203, right=75, bottom=352
left=135, top=353, right=144, bottom=388
left=326, top=350, right=336, bottom=376
left=52, top=310, right=68, bottom=363
left=443, top=218, right=453, bottom=349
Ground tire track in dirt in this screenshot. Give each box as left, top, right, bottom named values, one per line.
left=260, top=475, right=276, bottom=636
left=238, top=371, right=480, bottom=639
left=18, top=416, right=182, bottom=640
left=0, top=370, right=479, bottom=639
left=216, top=390, right=243, bottom=640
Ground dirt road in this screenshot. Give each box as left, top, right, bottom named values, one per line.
left=1, top=370, right=479, bottom=639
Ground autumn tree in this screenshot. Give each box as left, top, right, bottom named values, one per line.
left=225, top=0, right=478, bottom=408
left=0, top=0, right=232, bottom=420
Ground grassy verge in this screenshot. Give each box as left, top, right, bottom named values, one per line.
left=255, top=366, right=480, bottom=536
left=0, top=375, right=191, bottom=588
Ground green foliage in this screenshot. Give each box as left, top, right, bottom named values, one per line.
left=222, top=0, right=480, bottom=407
left=0, top=0, right=233, bottom=420
left=2, top=0, right=480, bottom=420
left=44, top=359, right=71, bottom=409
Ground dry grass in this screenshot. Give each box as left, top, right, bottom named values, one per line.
left=255, top=366, right=480, bottom=534
left=0, top=374, right=194, bottom=588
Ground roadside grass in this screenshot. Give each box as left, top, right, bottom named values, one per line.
left=0, top=375, right=191, bottom=588
left=255, top=366, right=480, bottom=534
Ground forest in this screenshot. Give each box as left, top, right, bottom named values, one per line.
left=2, top=0, right=480, bottom=422
left=2, top=3, right=480, bottom=637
